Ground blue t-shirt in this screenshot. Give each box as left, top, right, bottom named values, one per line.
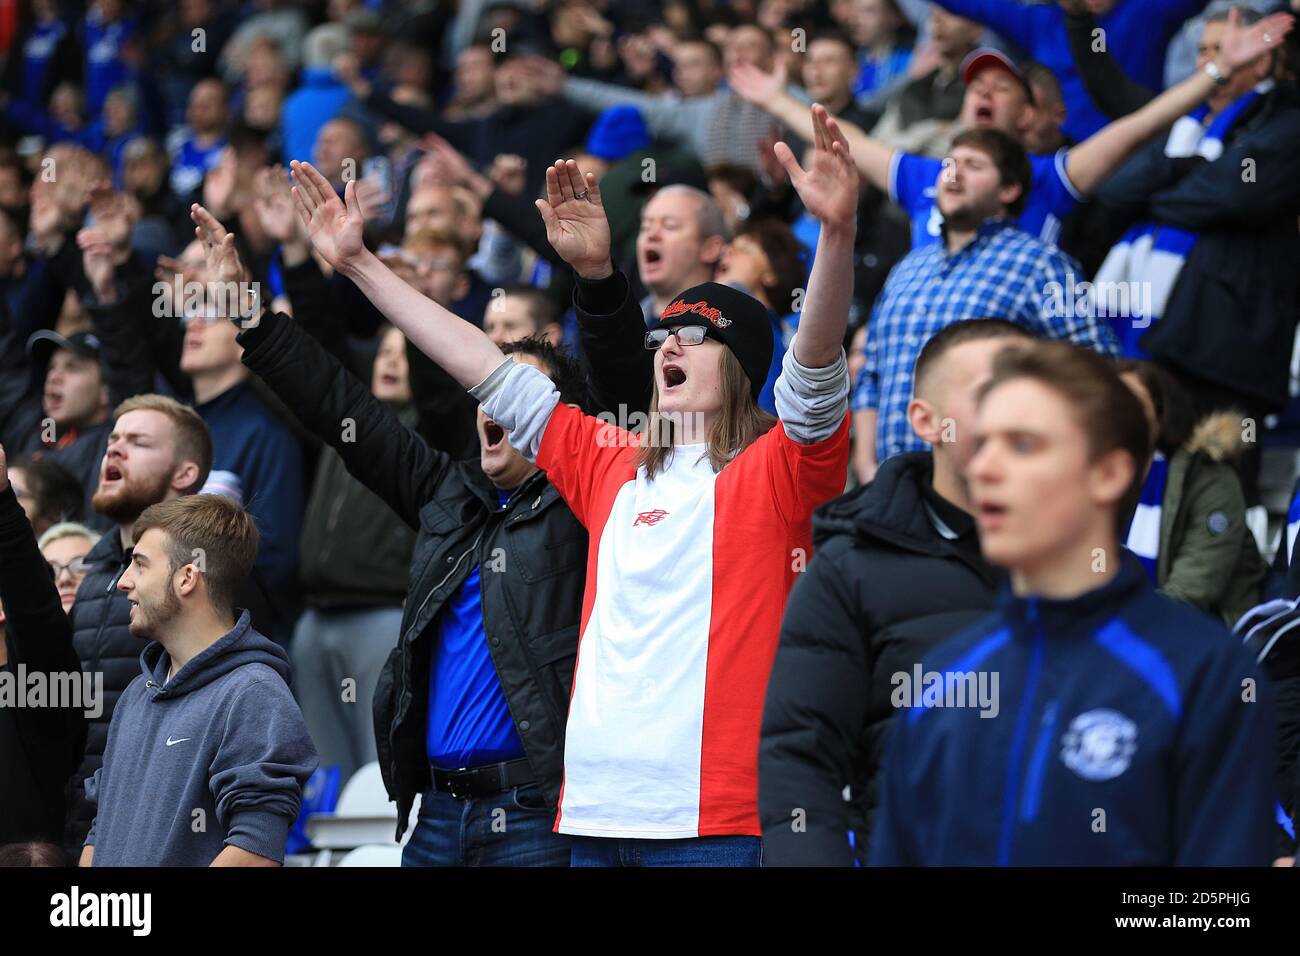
left=169, top=136, right=225, bottom=198
left=890, top=148, right=1081, bottom=249
left=82, top=13, right=134, bottom=117
left=21, top=21, right=68, bottom=105
left=426, top=491, right=527, bottom=768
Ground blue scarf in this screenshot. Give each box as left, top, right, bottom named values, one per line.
left=1095, top=84, right=1269, bottom=357
left=1124, top=453, right=1169, bottom=582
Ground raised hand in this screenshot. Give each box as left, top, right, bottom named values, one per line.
left=774, top=104, right=858, bottom=233
left=290, top=160, right=366, bottom=272
left=253, top=165, right=298, bottom=243
left=1219, top=8, right=1293, bottom=72
left=202, top=147, right=239, bottom=219
left=190, top=203, right=245, bottom=285
left=534, top=159, right=612, bottom=280
left=728, top=61, right=788, bottom=106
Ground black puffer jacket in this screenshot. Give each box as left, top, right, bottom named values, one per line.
left=237, top=309, right=589, bottom=839
left=759, top=452, right=1002, bottom=865
left=63, top=527, right=136, bottom=849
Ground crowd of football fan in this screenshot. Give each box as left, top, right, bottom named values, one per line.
left=2, top=0, right=1300, bottom=868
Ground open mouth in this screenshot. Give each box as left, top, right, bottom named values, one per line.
left=663, top=365, right=687, bottom=389
left=974, top=105, right=994, bottom=123
left=643, top=248, right=663, bottom=267
left=104, top=464, right=124, bottom=482
left=380, top=373, right=400, bottom=387
left=977, top=501, right=1008, bottom=522
left=483, top=420, right=506, bottom=449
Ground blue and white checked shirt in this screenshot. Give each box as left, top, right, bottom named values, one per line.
left=854, top=218, right=1120, bottom=464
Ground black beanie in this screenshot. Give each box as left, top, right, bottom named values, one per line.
left=647, top=282, right=774, bottom=401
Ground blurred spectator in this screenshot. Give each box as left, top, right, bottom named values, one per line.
left=1092, top=6, right=1300, bottom=505
left=851, top=128, right=1119, bottom=479
left=0, top=0, right=79, bottom=111
left=1118, top=359, right=1266, bottom=625
left=291, top=324, right=417, bottom=785
left=280, top=23, right=353, bottom=165
left=166, top=77, right=228, bottom=202
left=866, top=6, right=979, bottom=156
left=549, top=25, right=780, bottom=172
left=635, top=184, right=726, bottom=319
left=0, top=443, right=87, bottom=848
left=38, top=521, right=101, bottom=614
left=483, top=286, right=564, bottom=347
left=7, top=454, right=83, bottom=536
left=79, top=0, right=138, bottom=120
left=849, top=0, right=916, bottom=101
left=931, top=0, right=1215, bottom=141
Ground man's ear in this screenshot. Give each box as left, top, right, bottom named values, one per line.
left=1016, top=102, right=1038, bottom=135
left=543, top=323, right=563, bottom=347
left=701, top=234, right=725, bottom=269
left=172, top=460, right=201, bottom=494
left=1089, top=447, right=1136, bottom=511
left=907, top=396, right=943, bottom=446
left=453, top=271, right=470, bottom=302
left=997, top=180, right=1024, bottom=212
left=175, top=562, right=202, bottom=599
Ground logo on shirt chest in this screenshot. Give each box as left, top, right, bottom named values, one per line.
left=633, top=509, right=670, bottom=527
left=1060, top=709, right=1138, bottom=781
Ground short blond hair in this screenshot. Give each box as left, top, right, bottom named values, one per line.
left=132, top=494, right=259, bottom=618
left=113, top=394, right=213, bottom=493
left=37, top=522, right=101, bottom=551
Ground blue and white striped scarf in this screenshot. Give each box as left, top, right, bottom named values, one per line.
left=1125, top=452, right=1170, bottom=582
left=1095, top=83, right=1271, bottom=357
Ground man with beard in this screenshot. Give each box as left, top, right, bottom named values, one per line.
left=80, top=493, right=316, bottom=866
left=850, top=128, right=1119, bottom=481
left=61, top=393, right=213, bottom=852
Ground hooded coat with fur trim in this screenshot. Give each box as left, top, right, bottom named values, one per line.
left=1156, top=411, right=1266, bottom=626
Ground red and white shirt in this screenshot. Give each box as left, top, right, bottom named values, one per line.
left=473, top=344, right=850, bottom=837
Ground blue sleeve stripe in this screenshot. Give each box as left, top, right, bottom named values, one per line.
left=906, top=627, right=1011, bottom=726
left=1092, top=618, right=1182, bottom=720
left=1277, top=800, right=1295, bottom=840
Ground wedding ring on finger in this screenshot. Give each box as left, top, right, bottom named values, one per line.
left=574, top=189, right=590, bottom=201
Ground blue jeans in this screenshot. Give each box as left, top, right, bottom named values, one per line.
left=570, top=835, right=763, bottom=867
left=401, top=784, right=571, bottom=866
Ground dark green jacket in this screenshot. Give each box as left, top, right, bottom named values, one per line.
left=298, top=404, right=418, bottom=609
left=1157, top=412, right=1267, bottom=627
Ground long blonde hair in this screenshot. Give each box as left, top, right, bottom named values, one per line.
left=635, top=347, right=776, bottom=479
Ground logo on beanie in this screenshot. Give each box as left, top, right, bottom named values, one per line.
left=662, top=298, right=732, bottom=329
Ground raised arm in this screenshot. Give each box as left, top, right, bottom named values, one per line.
left=776, top=105, right=859, bottom=368
left=730, top=63, right=896, bottom=193
left=534, top=158, right=654, bottom=417
left=289, top=160, right=506, bottom=390
left=1064, top=9, right=1293, bottom=196
left=1060, top=0, right=1154, bottom=119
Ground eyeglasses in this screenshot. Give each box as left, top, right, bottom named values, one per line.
left=644, top=326, right=708, bottom=350
left=48, top=557, right=89, bottom=579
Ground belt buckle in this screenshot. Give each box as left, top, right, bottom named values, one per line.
left=447, top=769, right=474, bottom=800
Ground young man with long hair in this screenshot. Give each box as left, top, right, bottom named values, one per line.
left=286, top=102, right=857, bottom=866
left=871, top=341, right=1276, bottom=865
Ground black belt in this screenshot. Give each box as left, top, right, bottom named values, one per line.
left=429, top=758, right=535, bottom=799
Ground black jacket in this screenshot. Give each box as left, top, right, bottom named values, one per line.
left=236, top=308, right=589, bottom=839
left=1097, top=83, right=1300, bottom=408
left=759, top=453, right=1001, bottom=865
left=0, top=484, right=86, bottom=844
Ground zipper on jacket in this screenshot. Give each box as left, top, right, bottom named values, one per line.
left=1019, top=700, right=1059, bottom=824
left=996, top=598, right=1044, bottom=866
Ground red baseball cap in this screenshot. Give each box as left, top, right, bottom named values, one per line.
left=960, top=48, right=1035, bottom=103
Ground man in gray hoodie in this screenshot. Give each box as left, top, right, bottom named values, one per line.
left=80, top=494, right=317, bottom=867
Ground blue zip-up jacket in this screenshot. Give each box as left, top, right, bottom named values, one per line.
left=932, top=0, right=1209, bottom=141
left=871, top=553, right=1276, bottom=865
